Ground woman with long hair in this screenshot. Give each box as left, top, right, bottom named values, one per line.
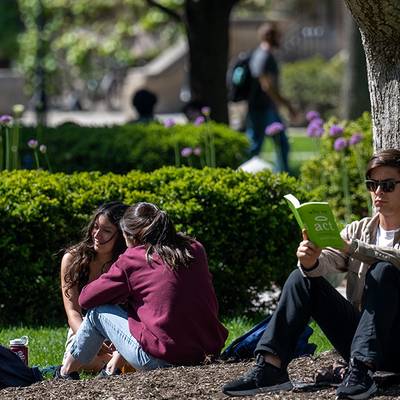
left=61, top=201, right=129, bottom=375
left=57, top=202, right=228, bottom=378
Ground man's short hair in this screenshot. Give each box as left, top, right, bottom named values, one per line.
left=257, top=22, right=280, bottom=47
left=366, top=148, right=400, bottom=178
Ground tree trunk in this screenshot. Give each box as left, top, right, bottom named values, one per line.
left=343, top=0, right=400, bottom=151
left=340, top=10, right=370, bottom=120
left=185, top=0, right=238, bottom=123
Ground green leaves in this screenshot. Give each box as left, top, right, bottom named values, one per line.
left=19, top=122, right=249, bottom=173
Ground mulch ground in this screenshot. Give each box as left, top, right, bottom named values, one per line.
left=2, top=351, right=400, bottom=400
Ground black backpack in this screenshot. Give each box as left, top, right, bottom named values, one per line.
left=0, top=345, right=43, bottom=389
left=227, top=51, right=253, bottom=102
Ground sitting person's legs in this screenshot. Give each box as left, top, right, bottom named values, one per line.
left=337, top=261, right=400, bottom=399
left=61, top=304, right=170, bottom=377
left=223, top=269, right=360, bottom=396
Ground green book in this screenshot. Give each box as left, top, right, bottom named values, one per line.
left=284, top=194, right=344, bottom=249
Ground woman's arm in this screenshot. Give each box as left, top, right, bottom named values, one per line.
left=79, top=260, right=130, bottom=309
left=61, top=252, right=84, bottom=334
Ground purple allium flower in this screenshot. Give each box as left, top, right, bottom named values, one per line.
left=333, top=137, right=348, bottom=151
left=306, top=110, right=320, bottom=122
left=306, top=120, right=325, bottom=137
left=193, top=146, right=202, bottom=156
left=201, top=106, right=210, bottom=117
left=329, top=124, right=344, bottom=137
left=39, top=144, right=47, bottom=154
left=265, top=122, right=285, bottom=136
left=349, top=132, right=363, bottom=146
left=181, top=147, right=193, bottom=157
left=0, top=115, right=13, bottom=124
left=163, top=118, right=175, bottom=128
left=194, top=116, right=205, bottom=126
left=27, top=139, right=39, bottom=149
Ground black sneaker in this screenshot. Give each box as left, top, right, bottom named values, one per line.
left=336, top=358, right=377, bottom=400
left=222, top=354, right=293, bottom=396
left=53, top=365, right=80, bottom=381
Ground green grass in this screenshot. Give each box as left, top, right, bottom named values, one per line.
left=0, top=318, right=332, bottom=369
left=260, top=128, right=320, bottom=176
left=0, top=326, right=66, bottom=366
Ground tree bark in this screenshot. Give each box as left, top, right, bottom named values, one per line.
left=340, top=10, right=370, bottom=120
left=343, top=0, right=400, bottom=151
left=184, top=0, right=238, bottom=123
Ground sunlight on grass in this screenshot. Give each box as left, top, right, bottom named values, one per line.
left=309, top=321, right=333, bottom=354
left=0, top=318, right=333, bottom=369
left=0, top=326, right=66, bottom=367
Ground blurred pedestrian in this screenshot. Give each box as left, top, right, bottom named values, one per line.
left=246, top=22, right=296, bottom=172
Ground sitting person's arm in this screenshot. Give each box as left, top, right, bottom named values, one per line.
left=61, top=252, right=84, bottom=334
left=79, top=260, right=129, bottom=310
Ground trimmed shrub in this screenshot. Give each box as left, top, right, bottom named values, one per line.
left=20, top=122, right=249, bottom=173
left=300, top=112, right=373, bottom=222
left=281, top=55, right=344, bottom=119
left=0, top=167, right=304, bottom=324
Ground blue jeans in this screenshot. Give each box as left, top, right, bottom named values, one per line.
left=69, top=304, right=170, bottom=370
left=246, top=108, right=290, bottom=172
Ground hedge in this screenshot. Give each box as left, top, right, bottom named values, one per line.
left=19, top=122, right=249, bottom=173
left=0, top=167, right=304, bottom=325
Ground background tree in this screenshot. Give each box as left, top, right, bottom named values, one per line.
left=0, top=0, right=23, bottom=68
left=147, top=0, right=243, bottom=123
left=340, top=9, right=370, bottom=120
left=16, top=0, right=272, bottom=122
left=343, top=0, right=400, bottom=150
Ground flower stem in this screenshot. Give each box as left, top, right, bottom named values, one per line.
left=0, top=129, right=3, bottom=170
left=354, top=148, right=372, bottom=215
left=341, top=156, right=352, bottom=222
left=210, top=131, right=216, bottom=168
left=11, top=122, right=19, bottom=170
left=174, top=142, right=180, bottom=167
left=45, top=153, right=52, bottom=172
left=34, top=150, right=40, bottom=169
left=5, top=127, right=10, bottom=170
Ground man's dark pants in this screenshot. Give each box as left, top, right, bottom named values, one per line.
left=256, top=262, right=400, bottom=371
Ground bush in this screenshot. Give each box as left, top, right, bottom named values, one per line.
left=0, top=167, right=304, bottom=324
left=20, top=122, right=249, bottom=173
left=300, top=112, right=373, bottom=222
left=281, top=55, right=344, bottom=119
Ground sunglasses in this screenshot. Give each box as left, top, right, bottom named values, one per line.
left=365, top=179, right=400, bottom=193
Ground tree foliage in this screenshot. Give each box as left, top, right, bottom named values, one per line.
left=0, top=0, right=23, bottom=66
left=17, top=0, right=184, bottom=95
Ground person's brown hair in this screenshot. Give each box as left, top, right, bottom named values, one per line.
left=365, top=149, right=400, bottom=179
left=258, top=22, right=280, bottom=47
left=120, top=202, right=194, bottom=270
left=63, top=201, right=128, bottom=298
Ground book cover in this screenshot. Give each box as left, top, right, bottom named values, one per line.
left=284, top=194, right=344, bottom=249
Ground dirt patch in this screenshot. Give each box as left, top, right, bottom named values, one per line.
left=2, top=351, right=400, bottom=399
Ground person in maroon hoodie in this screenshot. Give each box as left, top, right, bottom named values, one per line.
left=56, top=202, right=228, bottom=379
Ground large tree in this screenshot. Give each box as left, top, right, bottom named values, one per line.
left=147, top=0, right=240, bottom=123
left=343, top=0, right=400, bottom=150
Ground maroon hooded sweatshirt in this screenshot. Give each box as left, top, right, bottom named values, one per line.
left=79, top=240, right=228, bottom=365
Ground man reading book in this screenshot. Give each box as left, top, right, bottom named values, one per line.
left=223, top=149, right=400, bottom=400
